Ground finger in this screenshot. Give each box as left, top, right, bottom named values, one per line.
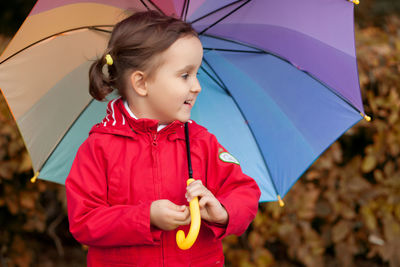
left=169, top=207, right=190, bottom=222
left=181, top=206, right=190, bottom=218
left=186, top=190, right=206, bottom=203
left=186, top=180, right=203, bottom=191
left=165, top=200, right=186, bottom=212
left=175, top=215, right=191, bottom=226
left=198, top=195, right=211, bottom=209
left=177, top=205, right=187, bottom=211
left=186, top=184, right=210, bottom=201
left=189, top=179, right=203, bottom=186
left=199, top=195, right=220, bottom=209
left=174, top=208, right=191, bottom=225
left=182, top=214, right=191, bottom=225
left=186, top=180, right=203, bottom=195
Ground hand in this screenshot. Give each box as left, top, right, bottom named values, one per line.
left=150, top=199, right=191, bottom=231
left=185, top=180, right=228, bottom=225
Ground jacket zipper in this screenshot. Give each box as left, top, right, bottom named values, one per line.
left=153, top=133, right=158, bottom=146
left=150, top=132, right=164, bottom=266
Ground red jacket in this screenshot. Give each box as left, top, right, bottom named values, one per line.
left=66, top=98, right=260, bottom=267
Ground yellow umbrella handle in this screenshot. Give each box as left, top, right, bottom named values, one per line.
left=176, top=178, right=201, bottom=250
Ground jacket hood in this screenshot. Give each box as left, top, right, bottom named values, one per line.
left=89, top=98, right=206, bottom=139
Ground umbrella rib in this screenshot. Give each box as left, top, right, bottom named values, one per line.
left=147, top=0, right=166, bottom=15
left=89, top=26, right=112, bottom=33
left=181, top=0, right=188, bottom=20
left=203, top=47, right=265, bottom=54
left=203, top=34, right=266, bottom=53
left=199, top=66, right=226, bottom=91
left=37, top=98, right=96, bottom=174
left=202, top=57, right=281, bottom=198
left=139, top=0, right=151, bottom=11
left=198, top=0, right=251, bottom=36
left=184, top=0, right=190, bottom=21
left=302, top=69, right=364, bottom=116
left=202, top=58, right=230, bottom=95
left=0, top=25, right=114, bottom=65
left=190, top=0, right=247, bottom=24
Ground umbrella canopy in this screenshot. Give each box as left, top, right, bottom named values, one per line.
left=0, top=0, right=368, bottom=203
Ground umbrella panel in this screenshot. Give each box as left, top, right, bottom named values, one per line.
left=200, top=44, right=362, bottom=200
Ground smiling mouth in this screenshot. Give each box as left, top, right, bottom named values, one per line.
left=184, top=100, right=193, bottom=106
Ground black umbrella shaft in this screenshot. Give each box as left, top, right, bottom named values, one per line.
left=185, top=122, right=193, bottom=179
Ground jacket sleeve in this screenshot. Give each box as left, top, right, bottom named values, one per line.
left=65, top=135, right=161, bottom=247
left=202, top=133, right=261, bottom=240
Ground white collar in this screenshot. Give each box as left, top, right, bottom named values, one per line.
left=123, top=100, right=167, bottom=132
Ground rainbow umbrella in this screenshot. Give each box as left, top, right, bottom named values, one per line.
left=0, top=0, right=368, bottom=203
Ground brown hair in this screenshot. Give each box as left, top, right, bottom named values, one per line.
left=89, top=10, right=199, bottom=101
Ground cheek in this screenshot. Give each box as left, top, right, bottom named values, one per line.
left=156, top=90, right=182, bottom=109
left=152, top=79, right=187, bottom=105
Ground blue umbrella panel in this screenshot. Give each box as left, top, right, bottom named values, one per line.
left=193, top=36, right=362, bottom=202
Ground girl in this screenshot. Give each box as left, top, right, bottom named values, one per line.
left=66, top=10, right=260, bottom=267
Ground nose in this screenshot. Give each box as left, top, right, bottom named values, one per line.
left=191, top=77, right=202, bottom=93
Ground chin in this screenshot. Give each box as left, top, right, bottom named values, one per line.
left=177, top=115, right=191, bottom=123
left=177, top=118, right=190, bottom=123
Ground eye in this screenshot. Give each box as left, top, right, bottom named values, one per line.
left=182, top=73, right=189, bottom=80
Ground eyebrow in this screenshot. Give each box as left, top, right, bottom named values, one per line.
left=177, top=64, right=197, bottom=73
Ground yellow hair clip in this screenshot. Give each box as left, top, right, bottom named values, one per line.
left=105, top=54, right=113, bottom=66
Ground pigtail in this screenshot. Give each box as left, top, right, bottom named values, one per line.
left=88, top=55, right=114, bottom=101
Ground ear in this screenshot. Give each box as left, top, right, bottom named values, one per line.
left=129, top=70, right=148, bottom=96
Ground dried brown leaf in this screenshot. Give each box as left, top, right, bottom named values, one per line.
left=361, top=204, right=378, bottom=231
left=18, top=151, right=32, bottom=173
left=4, top=184, right=19, bottom=215
left=332, top=220, right=351, bottom=243
left=19, top=191, right=37, bottom=210
left=335, top=241, right=354, bottom=267
left=254, top=248, right=274, bottom=267
left=361, top=154, right=377, bottom=173
left=315, top=200, right=332, bottom=218
left=248, top=231, right=264, bottom=250
left=346, top=176, right=372, bottom=193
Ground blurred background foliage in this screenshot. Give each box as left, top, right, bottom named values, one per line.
left=1, top=1, right=400, bottom=266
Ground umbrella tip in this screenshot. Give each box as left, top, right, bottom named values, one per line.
left=30, top=172, right=39, bottom=183
left=347, top=0, right=360, bottom=5
left=277, top=195, right=285, bottom=207
left=360, top=112, right=371, bottom=122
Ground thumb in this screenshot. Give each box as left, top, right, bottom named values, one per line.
left=177, top=205, right=187, bottom=211
left=168, top=201, right=186, bottom=211
left=199, top=195, right=212, bottom=209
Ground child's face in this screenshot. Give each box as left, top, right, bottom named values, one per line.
left=144, top=35, right=203, bottom=124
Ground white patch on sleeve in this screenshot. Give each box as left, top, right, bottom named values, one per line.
left=219, top=152, right=240, bottom=165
